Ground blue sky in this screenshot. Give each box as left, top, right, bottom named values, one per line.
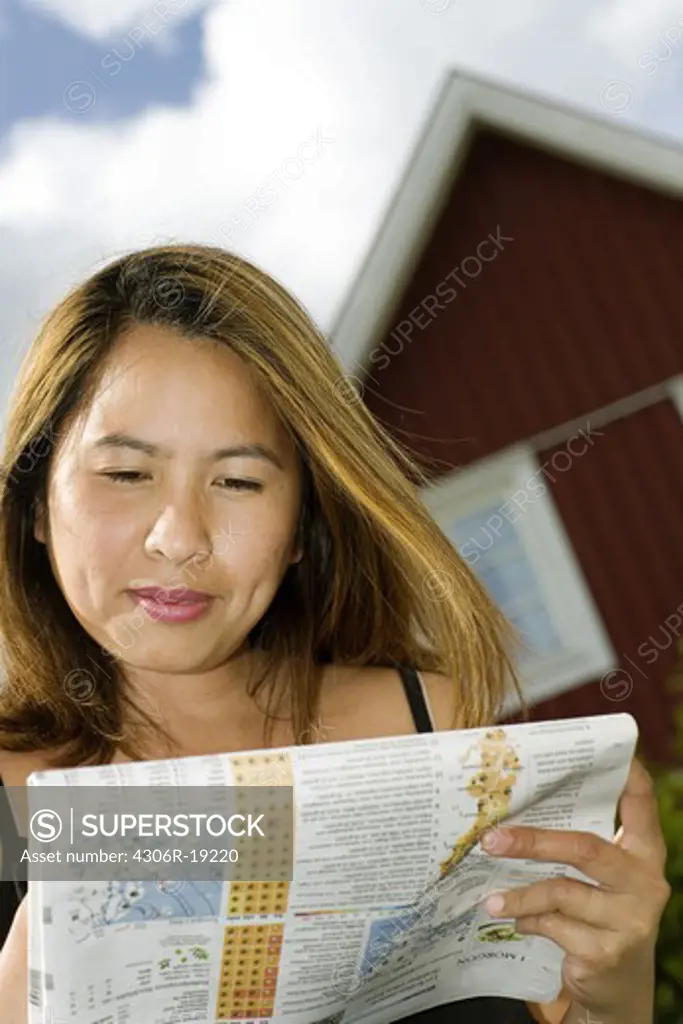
left=0, top=0, right=682, bottom=419
left=0, top=1, right=207, bottom=141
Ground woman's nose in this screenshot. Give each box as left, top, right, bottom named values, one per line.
left=144, top=499, right=213, bottom=565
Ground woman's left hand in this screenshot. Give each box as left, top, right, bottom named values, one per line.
left=480, top=757, right=671, bottom=1022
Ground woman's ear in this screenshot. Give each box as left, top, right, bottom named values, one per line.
left=33, top=497, right=47, bottom=544
left=290, top=529, right=304, bottom=566
left=290, top=510, right=304, bottom=565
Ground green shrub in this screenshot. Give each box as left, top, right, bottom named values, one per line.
left=648, top=646, right=683, bottom=1023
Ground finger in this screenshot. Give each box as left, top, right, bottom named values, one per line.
left=617, top=758, right=667, bottom=866
left=484, top=878, right=633, bottom=930
left=481, top=826, right=634, bottom=890
left=514, top=912, right=621, bottom=966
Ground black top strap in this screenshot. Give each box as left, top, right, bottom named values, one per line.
left=396, top=664, right=435, bottom=733
left=0, top=777, right=28, bottom=949
left=0, top=777, right=21, bottom=842
left=0, top=778, right=27, bottom=892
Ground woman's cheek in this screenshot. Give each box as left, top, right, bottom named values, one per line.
left=228, top=533, right=292, bottom=579
left=219, top=499, right=299, bottom=566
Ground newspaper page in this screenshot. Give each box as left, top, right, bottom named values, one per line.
left=23, top=711, right=638, bottom=1024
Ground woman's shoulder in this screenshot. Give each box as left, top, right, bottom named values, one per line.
left=318, top=664, right=458, bottom=740
left=0, top=749, right=55, bottom=787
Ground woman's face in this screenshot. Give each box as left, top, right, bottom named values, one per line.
left=35, top=324, right=303, bottom=677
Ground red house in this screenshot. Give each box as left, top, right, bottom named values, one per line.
left=329, top=69, right=683, bottom=762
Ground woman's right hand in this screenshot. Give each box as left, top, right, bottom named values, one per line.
left=0, top=894, right=28, bottom=1024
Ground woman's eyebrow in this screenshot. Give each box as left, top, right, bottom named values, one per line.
left=90, top=433, right=285, bottom=469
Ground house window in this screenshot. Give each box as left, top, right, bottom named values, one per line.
left=420, top=445, right=616, bottom=709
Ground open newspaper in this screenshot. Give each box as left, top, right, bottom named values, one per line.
left=24, top=712, right=637, bottom=1024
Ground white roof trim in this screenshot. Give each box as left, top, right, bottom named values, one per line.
left=329, top=69, right=683, bottom=372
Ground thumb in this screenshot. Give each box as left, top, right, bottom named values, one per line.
left=615, top=757, right=665, bottom=863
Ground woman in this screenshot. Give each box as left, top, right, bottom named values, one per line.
left=0, top=244, right=670, bottom=1023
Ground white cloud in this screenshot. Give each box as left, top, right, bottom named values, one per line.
left=0, top=0, right=681, bottom=415
left=588, top=0, right=683, bottom=61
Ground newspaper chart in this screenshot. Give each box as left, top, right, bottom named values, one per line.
left=25, top=712, right=638, bottom=1024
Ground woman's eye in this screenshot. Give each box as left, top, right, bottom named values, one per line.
left=218, top=479, right=263, bottom=492
left=99, top=473, right=261, bottom=491
left=100, top=471, right=147, bottom=483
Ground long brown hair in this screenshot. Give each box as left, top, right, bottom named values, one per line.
left=0, top=243, right=522, bottom=767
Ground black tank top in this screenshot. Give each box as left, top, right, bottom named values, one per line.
left=0, top=665, right=538, bottom=1023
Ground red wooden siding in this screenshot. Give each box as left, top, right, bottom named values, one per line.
left=533, top=401, right=683, bottom=755
left=362, top=129, right=683, bottom=761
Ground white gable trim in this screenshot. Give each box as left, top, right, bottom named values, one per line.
left=329, top=69, right=683, bottom=372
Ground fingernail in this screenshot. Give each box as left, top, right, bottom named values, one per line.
left=484, top=894, right=506, bottom=915
left=481, top=828, right=512, bottom=853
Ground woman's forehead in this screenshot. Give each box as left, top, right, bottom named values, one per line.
left=60, top=326, right=296, bottom=458
left=96, top=325, right=258, bottom=399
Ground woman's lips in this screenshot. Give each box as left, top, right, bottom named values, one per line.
left=131, top=586, right=212, bottom=603
left=128, top=590, right=214, bottom=623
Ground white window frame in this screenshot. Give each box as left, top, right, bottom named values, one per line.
left=420, top=444, right=617, bottom=711
left=667, top=374, right=683, bottom=421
